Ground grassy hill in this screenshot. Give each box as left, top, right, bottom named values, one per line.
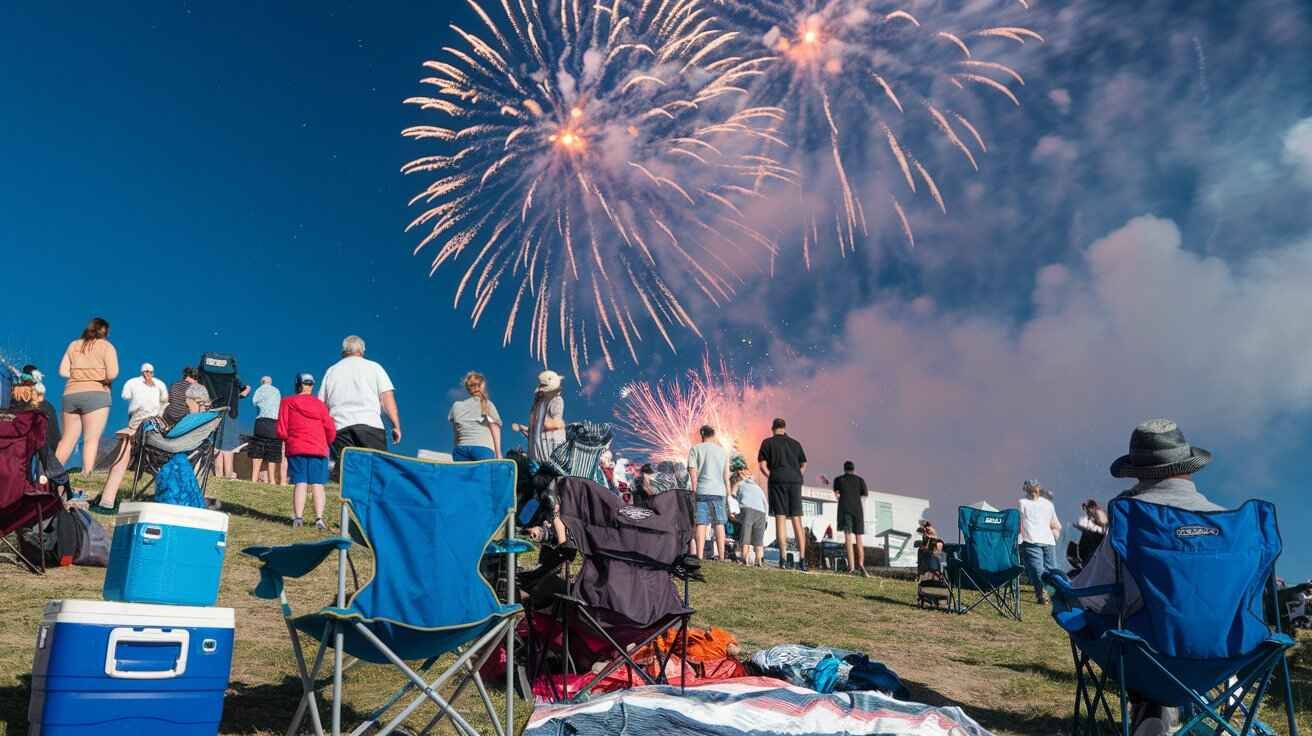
left=1, top=476, right=1308, bottom=735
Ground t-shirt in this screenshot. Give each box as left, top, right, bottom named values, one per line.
left=687, top=441, right=729, bottom=497
left=757, top=434, right=807, bottom=485
left=59, top=339, right=119, bottom=395
left=1018, top=496, right=1059, bottom=545
left=121, top=376, right=168, bottom=419
left=735, top=477, right=767, bottom=513
left=164, top=380, right=210, bottom=423
left=252, top=384, right=282, bottom=421
left=833, top=473, right=868, bottom=516
left=449, top=395, right=502, bottom=449
left=319, top=356, right=395, bottom=430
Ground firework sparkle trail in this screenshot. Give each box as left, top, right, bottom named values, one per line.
left=715, top=0, right=1042, bottom=262
left=615, top=356, right=781, bottom=462
left=404, top=0, right=786, bottom=380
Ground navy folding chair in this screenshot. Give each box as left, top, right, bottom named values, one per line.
left=243, top=449, right=523, bottom=736
left=1045, top=498, right=1298, bottom=736
left=945, top=506, right=1024, bottom=620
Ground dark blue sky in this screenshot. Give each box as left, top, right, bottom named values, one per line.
left=4, top=1, right=1311, bottom=575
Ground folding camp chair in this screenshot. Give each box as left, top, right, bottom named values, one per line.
left=243, top=449, right=523, bottom=736
left=1044, top=498, right=1298, bottom=736
left=546, top=421, right=613, bottom=486
left=0, top=408, right=63, bottom=574
left=526, top=477, right=700, bottom=703
left=945, top=506, right=1024, bottom=620
left=127, top=409, right=224, bottom=500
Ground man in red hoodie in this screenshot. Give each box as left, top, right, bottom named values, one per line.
left=277, top=373, right=336, bottom=530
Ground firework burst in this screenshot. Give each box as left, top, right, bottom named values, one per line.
left=615, top=356, right=780, bottom=462
left=716, top=0, right=1042, bottom=261
left=404, top=0, right=785, bottom=379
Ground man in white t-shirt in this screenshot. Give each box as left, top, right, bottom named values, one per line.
left=319, top=335, right=401, bottom=477
left=120, top=362, right=169, bottom=430
left=1018, top=479, right=1062, bottom=604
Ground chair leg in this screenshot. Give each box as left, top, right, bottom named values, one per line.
left=1117, top=655, right=1130, bottom=736
left=286, top=619, right=328, bottom=736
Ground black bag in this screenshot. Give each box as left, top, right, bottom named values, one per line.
left=20, top=509, right=81, bottom=567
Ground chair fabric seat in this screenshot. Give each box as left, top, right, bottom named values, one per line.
left=294, top=603, right=521, bottom=665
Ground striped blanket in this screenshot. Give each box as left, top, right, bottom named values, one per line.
left=525, top=677, right=993, bottom=736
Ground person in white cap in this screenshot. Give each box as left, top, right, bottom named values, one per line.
left=120, top=362, right=168, bottom=431
left=512, top=370, right=565, bottom=463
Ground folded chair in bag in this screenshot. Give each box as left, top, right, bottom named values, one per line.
left=527, top=477, right=700, bottom=703
left=127, top=409, right=225, bottom=501
left=0, top=408, right=64, bottom=574
left=945, top=506, right=1024, bottom=620
left=1044, top=498, right=1298, bottom=736
left=243, top=449, right=523, bottom=736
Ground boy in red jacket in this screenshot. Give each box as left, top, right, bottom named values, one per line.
left=277, top=373, right=336, bottom=530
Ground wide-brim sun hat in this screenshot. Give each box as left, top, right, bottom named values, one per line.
left=1110, top=418, right=1212, bottom=480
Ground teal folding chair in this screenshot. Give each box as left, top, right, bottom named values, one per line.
left=243, top=449, right=524, bottom=736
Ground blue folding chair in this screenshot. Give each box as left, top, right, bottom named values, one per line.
left=1044, top=498, right=1299, bottom=736
left=945, top=506, right=1024, bottom=620
left=243, top=449, right=524, bottom=736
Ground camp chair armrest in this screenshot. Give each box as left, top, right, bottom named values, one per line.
left=243, top=536, right=353, bottom=600
left=1044, top=571, right=1118, bottom=601
left=485, top=539, right=535, bottom=556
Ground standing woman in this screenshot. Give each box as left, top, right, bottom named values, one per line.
left=449, top=371, right=502, bottom=461
left=1017, top=479, right=1062, bottom=604
left=56, top=317, right=118, bottom=474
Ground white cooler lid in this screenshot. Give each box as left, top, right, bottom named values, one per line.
left=117, top=502, right=229, bottom=533
left=44, top=600, right=235, bottom=629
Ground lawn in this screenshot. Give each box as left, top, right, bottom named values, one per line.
left=1, top=476, right=1307, bottom=735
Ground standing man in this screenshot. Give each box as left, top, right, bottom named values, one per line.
left=758, top=417, right=809, bottom=571
left=687, top=425, right=731, bottom=560
left=511, top=370, right=564, bottom=463
left=249, top=376, right=286, bottom=485
left=120, top=363, right=168, bottom=430
left=320, top=335, right=402, bottom=477
left=832, top=460, right=869, bottom=576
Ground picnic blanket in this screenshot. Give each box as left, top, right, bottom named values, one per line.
left=524, top=677, right=993, bottom=736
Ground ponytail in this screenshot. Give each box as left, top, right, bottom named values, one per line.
left=463, top=371, right=491, bottom=418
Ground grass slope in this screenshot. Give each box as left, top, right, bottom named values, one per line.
left=1, top=477, right=1308, bottom=735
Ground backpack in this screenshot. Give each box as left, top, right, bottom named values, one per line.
left=69, top=508, right=111, bottom=567
left=21, top=508, right=83, bottom=567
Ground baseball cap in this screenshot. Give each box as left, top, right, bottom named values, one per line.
left=297, top=372, right=316, bottom=386
left=141, top=362, right=155, bottom=372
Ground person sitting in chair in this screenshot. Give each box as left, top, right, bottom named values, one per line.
left=1073, top=418, right=1224, bottom=736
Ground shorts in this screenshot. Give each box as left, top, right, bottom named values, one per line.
left=248, top=419, right=284, bottom=462
left=837, top=508, right=865, bottom=534
left=695, top=494, right=726, bottom=525
left=453, top=445, right=496, bottom=461
left=63, top=391, right=111, bottom=415
left=737, top=507, right=767, bottom=547
left=288, top=455, right=329, bottom=485
left=767, top=481, right=803, bottom=517
left=216, top=417, right=242, bottom=452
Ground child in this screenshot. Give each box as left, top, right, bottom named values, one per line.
left=276, top=373, right=336, bottom=530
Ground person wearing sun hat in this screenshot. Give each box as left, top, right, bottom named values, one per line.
left=512, top=369, right=565, bottom=463
left=1073, top=418, right=1224, bottom=616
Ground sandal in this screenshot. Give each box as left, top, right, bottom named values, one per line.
left=88, top=497, right=119, bottom=516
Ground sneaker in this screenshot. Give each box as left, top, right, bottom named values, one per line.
left=89, top=502, right=118, bottom=517
left=292, top=517, right=304, bottom=528
left=798, top=560, right=809, bottom=573
left=315, top=518, right=327, bottom=531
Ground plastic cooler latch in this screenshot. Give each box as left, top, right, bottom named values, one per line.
left=104, top=627, right=190, bottom=679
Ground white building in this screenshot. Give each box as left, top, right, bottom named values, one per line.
left=763, top=486, right=931, bottom=567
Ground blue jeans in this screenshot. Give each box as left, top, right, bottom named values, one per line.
left=453, top=445, right=496, bottom=461
left=1020, top=542, right=1058, bottom=600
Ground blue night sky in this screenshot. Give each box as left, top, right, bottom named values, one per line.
left=4, top=1, right=1312, bottom=575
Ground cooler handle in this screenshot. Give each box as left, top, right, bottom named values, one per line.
left=104, top=628, right=190, bottom=679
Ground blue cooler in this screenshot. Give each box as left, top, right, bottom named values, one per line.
left=104, top=502, right=228, bottom=606
left=29, top=600, right=234, bottom=735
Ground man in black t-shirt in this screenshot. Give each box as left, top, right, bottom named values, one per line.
left=833, top=460, right=869, bottom=576
left=757, top=417, right=809, bottom=571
